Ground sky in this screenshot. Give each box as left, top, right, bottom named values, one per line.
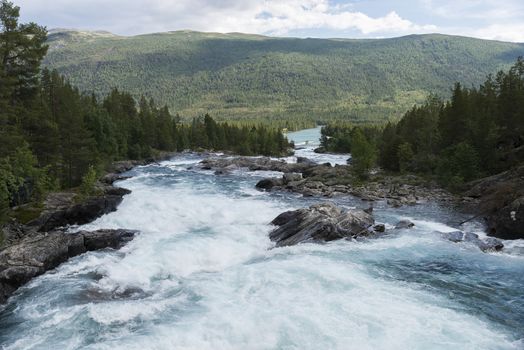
left=15, top=0, right=524, bottom=42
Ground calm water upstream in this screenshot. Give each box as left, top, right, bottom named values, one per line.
left=0, top=128, right=523, bottom=349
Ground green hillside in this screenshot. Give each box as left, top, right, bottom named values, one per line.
left=44, top=29, right=524, bottom=123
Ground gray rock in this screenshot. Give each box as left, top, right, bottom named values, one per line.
left=487, top=197, right=524, bottom=240
left=283, top=172, right=303, bottom=183
left=101, top=173, right=132, bottom=185
left=441, top=231, right=464, bottom=242
left=296, top=157, right=316, bottom=165
left=27, top=190, right=129, bottom=232
left=269, top=202, right=374, bottom=247
left=373, top=224, right=386, bottom=233
left=477, top=237, right=504, bottom=252
left=255, top=178, right=283, bottom=190
left=395, top=220, right=415, bottom=229
left=438, top=230, right=504, bottom=252
left=0, top=229, right=137, bottom=303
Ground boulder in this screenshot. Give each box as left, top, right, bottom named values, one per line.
left=373, top=224, right=386, bottom=233
left=269, top=202, right=374, bottom=247
left=27, top=189, right=130, bottom=232
left=439, top=231, right=504, bottom=252
left=283, top=172, right=303, bottom=183
left=101, top=173, right=132, bottom=185
left=296, top=157, right=316, bottom=165
left=441, top=231, right=464, bottom=242
left=395, top=220, right=415, bottom=229
left=255, top=178, right=283, bottom=190
left=487, top=197, right=524, bottom=239
left=0, top=229, right=137, bottom=303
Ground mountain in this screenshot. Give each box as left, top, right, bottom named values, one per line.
left=44, top=29, right=524, bottom=123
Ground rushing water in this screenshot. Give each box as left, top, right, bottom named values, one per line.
left=1, top=128, right=523, bottom=350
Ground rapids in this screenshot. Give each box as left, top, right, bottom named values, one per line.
left=0, top=127, right=523, bottom=350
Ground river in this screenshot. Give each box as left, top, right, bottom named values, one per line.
left=0, top=127, right=523, bottom=349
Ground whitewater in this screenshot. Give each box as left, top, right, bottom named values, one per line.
left=0, top=127, right=523, bottom=350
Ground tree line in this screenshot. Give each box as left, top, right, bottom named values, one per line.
left=321, top=58, right=524, bottom=186
left=0, top=0, right=290, bottom=221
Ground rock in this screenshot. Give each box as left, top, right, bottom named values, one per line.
left=1, top=221, right=36, bottom=247
left=441, top=231, right=464, bottom=242
left=200, top=156, right=315, bottom=174
left=27, top=191, right=129, bottom=232
left=0, top=229, right=137, bottom=303
left=477, top=237, right=504, bottom=252
left=104, top=186, right=132, bottom=197
left=387, top=199, right=402, bottom=208
left=395, top=220, right=415, bottom=229
left=438, top=231, right=504, bottom=252
left=313, top=147, right=327, bottom=153
left=109, top=160, right=146, bottom=174
left=214, top=169, right=231, bottom=175
left=269, top=202, right=374, bottom=247
left=487, top=197, right=524, bottom=239
left=283, top=172, right=302, bottom=183
left=255, top=178, right=283, bottom=190
left=463, top=232, right=480, bottom=242
left=101, top=173, right=132, bottom=185
left=373, top=224, right=386, bottom=233
left=302, top=189, right=322, bottom=197
left=296, top=157, right=316, bottom=165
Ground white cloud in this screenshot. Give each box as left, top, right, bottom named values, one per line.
left=473, top=24, right=524, bottom=43
left=421, top=0, right=524, bottom=42
left=17, top=0, right=435, bottom=37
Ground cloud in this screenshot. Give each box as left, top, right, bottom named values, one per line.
left=472, top=24, right=524, bottom=43
left=16, top=0, right=435, bottom=37
left=421, top=0, right=524, bottom=42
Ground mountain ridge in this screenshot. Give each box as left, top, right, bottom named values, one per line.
left=43, top=29, right=524, bottom=123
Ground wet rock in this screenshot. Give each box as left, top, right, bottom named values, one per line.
left=296, top=157, right=316, bottom=165
left=200, top=156, right=314, bottom=174
left=283, top=173, right=302, bottom=183
left=214, top=169, right=231, bottom=176
left=387, top=199, right=402, bottom=208
left=0, top=229, right=137, bottom=303
left=395, top=220, right=415, bottom=229
left=477, top=237, right=504, bottom=252
left=302, top=189, right=322, bottom=197
left=101, top=173, right=132, bottom=185
left=27, top=189, right=130, bottom=232
left=269, top=202, right=374, bottom=247
left=487, top=197, right=524, bottom=240
left=439, top=231, right=504, bottom=252
left=373, top=224, right=386, bottom=233
left=463, top=232, right=480, bottom=242
left=441, top=231, right=464, bottom=242
left=255, top=178, right=283, bottom=190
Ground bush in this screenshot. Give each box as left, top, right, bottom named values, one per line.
left=80, top=165, right=99, bottom=197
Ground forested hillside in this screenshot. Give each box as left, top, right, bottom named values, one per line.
left=44, top=29, right=524, bottom=123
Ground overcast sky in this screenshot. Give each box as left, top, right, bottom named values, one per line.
left=15, top=0, right=524, bottom=42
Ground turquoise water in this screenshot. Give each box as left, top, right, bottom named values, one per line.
left=0, top=129, right=523, bottom=349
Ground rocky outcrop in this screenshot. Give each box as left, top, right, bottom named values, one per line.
left=199, top=156, right=316, bottom=173
left=0, top=228, right=137, bottom=303
left=395, top=220, right=415, bottom=229
left=487, top=197, right=524, bottom=239
left=463, top=165, right=524, bottom=239
left=27, top=187, right=131, bottom=232
left=440, top=231, right=504, bottom=252
left=269, top=202, right=375, bottom=247
left=256, top=178, right=284, bottom=190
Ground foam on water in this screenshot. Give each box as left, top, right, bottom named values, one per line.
left=1, top=146, right=523, bottom=348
